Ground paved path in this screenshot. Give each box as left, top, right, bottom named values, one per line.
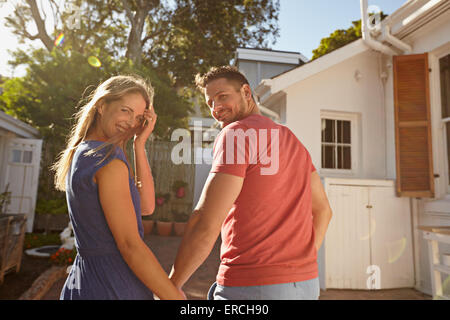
left=42, top=234, right=220, bottom=300
left=41, top=234, right=431, bottom=300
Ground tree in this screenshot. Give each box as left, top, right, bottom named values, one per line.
left=4, top=0, right=128, bottom=58
left=1, top=0, right=280, bottom=215
left=311, top=12, right=388, bottom=61
left=4, top=0, right=280, bottom=85
left=146, top=0, right=281, bottom=87
left=0, top=48, right=193, bottom=206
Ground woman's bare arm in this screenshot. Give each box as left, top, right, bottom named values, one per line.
left=96, top=159, right=184, bottom=300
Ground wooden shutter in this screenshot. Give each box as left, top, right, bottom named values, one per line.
left=393, top=53, right=434, bottom=198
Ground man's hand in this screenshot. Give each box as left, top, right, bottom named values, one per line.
left=170, top=172, right=244, bottom=290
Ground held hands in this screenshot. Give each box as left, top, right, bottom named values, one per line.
left=179, top=288, right=187, bottom=300
left=134, top=106, right=157, bottom=147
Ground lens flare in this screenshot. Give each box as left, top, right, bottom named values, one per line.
left=54, top=33, right=65, bottom=46
left=387, top=237, right=407, bottom=264
left=360, top=217, right=376, bottom=241
left=87, top=56, right=101, bottom=68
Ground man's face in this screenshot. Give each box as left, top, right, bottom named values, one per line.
left=204, top=78, right=250, bottom=128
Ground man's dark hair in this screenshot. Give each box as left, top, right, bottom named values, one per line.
left=195, top=66, right=250, bottom=93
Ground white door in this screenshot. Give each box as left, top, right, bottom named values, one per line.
left=369, top=186, right=414, bottom=288
left=326, top=184, right=371, bottom=289
left=325, top=183, right=414, bottom=289
left=3, top=138, right=42, bottom=232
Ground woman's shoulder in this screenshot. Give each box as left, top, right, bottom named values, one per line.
left=75, top=140, right=127, bottom=167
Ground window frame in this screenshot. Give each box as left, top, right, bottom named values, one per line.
left=320, top=111, right=359, bottom=177
left=430, top=44, right=450, bottom=196
left=439, top=53, right=450, bottom=195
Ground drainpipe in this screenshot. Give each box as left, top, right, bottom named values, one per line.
left=381, top=25, right=412, bottom=54
left=360, top=0, right=397, bottom=56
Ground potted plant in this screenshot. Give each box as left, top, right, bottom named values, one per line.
left=141, top=214, right=154, bottom=235
left=173, top=211, right=190, bottom=237
left=155, top=193, right=171, bottom=206
left=172, top=180, right=188, bottom=199
left=156, top=214, right=173, bottom=237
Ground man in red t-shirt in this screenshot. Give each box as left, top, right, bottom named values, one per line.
left=170, top=66, right=333, bottom=300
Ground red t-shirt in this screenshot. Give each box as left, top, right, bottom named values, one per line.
left=211, top=114, right=318, bottom=286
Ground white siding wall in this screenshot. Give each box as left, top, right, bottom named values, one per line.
left=284, top=49, right=387, bottom=180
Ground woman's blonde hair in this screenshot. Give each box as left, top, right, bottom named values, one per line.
left=52, top=74, right=154, bottom=191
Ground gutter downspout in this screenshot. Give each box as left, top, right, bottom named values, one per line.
left=360, top=0, right=398, bottom=56
left=254, top=80, right=281, bottom=122
left=381, top=25, right=412, bottom=54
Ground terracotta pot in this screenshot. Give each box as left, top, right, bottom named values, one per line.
left=156, top=221, right=173, bottom=236
left=174, top=222, right=187, bottom=237
left=142, top=220, right=154, bottom=235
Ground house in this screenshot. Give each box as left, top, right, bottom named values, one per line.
left=255, top=0, right=450, bottom=296
left=235, top=47, right=308, bottom=122
left=0, top=110, right=43, bottom=232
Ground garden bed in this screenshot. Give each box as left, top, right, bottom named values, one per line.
left=0, top=253, right=53, bottom=299
left=0, top=231, right=63, bottom=300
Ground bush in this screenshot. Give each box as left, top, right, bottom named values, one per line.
left=35, top=198, right=68, bottom=215
left=50, top=248, right=77, bottom=265
left=24, top=232, right=62, bottom=250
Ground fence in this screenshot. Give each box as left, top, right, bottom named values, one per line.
left=0, top=214, right=27, bottom=284
left=128, top=140, right=195, bottom=221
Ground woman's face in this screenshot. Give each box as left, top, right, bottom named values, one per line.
left=97, top=92, right=147, bottom=140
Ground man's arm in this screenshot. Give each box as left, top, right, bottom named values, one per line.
left=311, top=171, right=333, bottom=251
left=169, top=172, right=244, bottom=289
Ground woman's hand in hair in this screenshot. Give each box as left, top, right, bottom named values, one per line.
left=134, top=106, right=157, bottom=147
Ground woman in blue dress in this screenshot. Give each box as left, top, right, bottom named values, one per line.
left=52, top=75, right=185, bottom=300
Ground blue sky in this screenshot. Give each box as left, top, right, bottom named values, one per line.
left=0, top=0, right=408, bottom=76
left=273, top=0, right=407, bottom=59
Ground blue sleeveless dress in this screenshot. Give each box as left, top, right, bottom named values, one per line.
left=60, top=140, right=154, bottom=300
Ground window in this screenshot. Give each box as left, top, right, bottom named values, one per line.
left=440, top=53, right=450, bottom=188
left=10, top=149, right=33, bottom=164
left=321, top=118, right=352, bottom=170
left=12, top=150, right=22, bottom=163
left=23, top=151, right=33, bottom=163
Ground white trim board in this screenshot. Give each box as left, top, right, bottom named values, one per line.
left=0, top=111, right=39, bottom=138
left=236, top=47, right=307, bottom=65
left=255, top=39, right=370, bottom=101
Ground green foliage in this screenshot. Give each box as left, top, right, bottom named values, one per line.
left=3, top=0, right=280, bottom=88
left=148, top=0, right=281, bottom=87
left=311, top=12, right=388, bottom=60
left=0, top=184, right=12, bottom=214
left=157, top=214, right=172, bottom=223
left=172, top=180, right=188, bottom=193
left=1, top=0, right=280, bottom=214
left=0, top=47, right=192, bottom=207
left=24, top=232, right=62, bottom=250
left=35, top=198, right=68, bottom=215
left=50, top=247, right=77, bottom=265
left=156, top=193, right=172, bottom=204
